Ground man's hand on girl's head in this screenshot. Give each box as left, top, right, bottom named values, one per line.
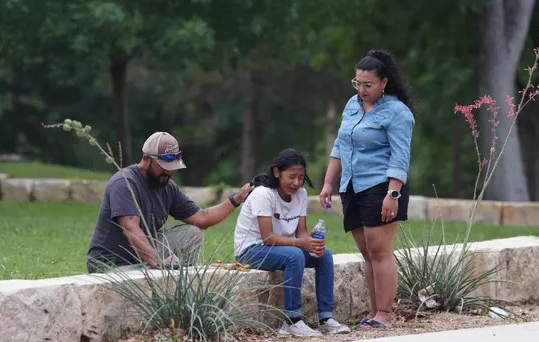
left=235, top=183, right=253, bottom=204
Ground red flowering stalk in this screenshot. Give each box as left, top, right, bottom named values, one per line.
left=453, top=95, right=498, bottom=207
left=454, top=45, right=539, bottom=252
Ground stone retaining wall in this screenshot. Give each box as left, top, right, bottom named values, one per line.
left=0, top=176, right=227, bottom=206
left=307, top=194, right=539, bottom=227
left=1, top=236, right=538, bottom=341
left=1, top=175, right=539, bottom=226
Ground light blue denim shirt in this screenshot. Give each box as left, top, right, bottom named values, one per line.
left=331, top=94, right=415, bottom=193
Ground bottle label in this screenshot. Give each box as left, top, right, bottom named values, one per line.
left=313, top=232, right=325, bottom=240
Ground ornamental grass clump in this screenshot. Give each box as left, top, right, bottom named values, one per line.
left=396, top=45, right=539, bottom=316
left=45, top=120, right=281, bottom=341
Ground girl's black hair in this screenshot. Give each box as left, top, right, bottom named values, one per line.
left=355, top=49, right=413, bottom=111
left=251, top=148, right=314, bottom=189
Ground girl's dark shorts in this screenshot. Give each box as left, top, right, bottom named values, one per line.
left=341, top=181, right=409, bottom=232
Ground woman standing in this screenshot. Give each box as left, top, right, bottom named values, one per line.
left=319, top=50, right=415, bottom=329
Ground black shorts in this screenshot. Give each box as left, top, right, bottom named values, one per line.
left=341, top=181, right=409, bottom=232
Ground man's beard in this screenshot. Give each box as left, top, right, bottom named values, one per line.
left=147, top=172, right=170, bottom=188
left=146, top=161, right=171, bottom=188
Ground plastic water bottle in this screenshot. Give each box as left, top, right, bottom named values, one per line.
left=309, top=219, right=326, bottom=257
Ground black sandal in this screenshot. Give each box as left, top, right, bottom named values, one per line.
left=357, top=317, right=370, bottom=327
left=362, top=319, right=387, bottom=329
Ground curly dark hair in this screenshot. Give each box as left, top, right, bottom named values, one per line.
left=355, top=49, right=413, bottom=111
left=251, top=148, right=314, bottom=189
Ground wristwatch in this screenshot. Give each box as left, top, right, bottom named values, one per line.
left=228, top=193, right=241, bottom=208
left=387, top=189, right=402, bottom=200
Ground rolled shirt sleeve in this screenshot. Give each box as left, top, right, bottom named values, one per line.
left=386, top=109, right=415, bottom=183
left=330, top=138, right=341, bottom=159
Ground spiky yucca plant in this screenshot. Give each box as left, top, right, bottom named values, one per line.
left=97, top=245, right=279, bottom=341
left=395, top=224, right=507, bottom=314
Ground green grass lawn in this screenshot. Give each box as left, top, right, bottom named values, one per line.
left=1, top=201, right=539, bottom=280
left=0, top=161, right=112, bottom=180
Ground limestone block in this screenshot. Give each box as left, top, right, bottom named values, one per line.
left=74, top=277, right=145, bottom=340
left=0, top=178, right=33, bottom=201
left=502, top=203, right=539, bottom=227
left=459, top=237, right=539, bottom=301
left=478, top=243, right=539, bottom=301
left=70, top=180, right=107, bottom=203
left=332, top=254, right=369, bottom=320
left=463, top=249, right=500, bottom=299
left=0, top=273, right=151, bottom=342
left=476, top=201, right=504, bottom=225
left=181, top=186, right=218, bottom=206
left=33, top=179, right=71, bottom=201
left=495, top=244, right=539, bottom=300
left=307, top=195, right=343, bottom=215
left=408, top=195, right=427, bottom=220
left=426, top=198, right=503, bottom=225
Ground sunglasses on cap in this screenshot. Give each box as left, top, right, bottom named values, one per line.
left=149, top=152, right=183, bottom=162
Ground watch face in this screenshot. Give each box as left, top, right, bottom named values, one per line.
left=389, top=190, right=400, bottom=198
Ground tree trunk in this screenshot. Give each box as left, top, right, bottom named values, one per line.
left=451, top=118, right=462, bottom=198
left=518, top=99, right=539, bottom=200
left=324, top=100, right=339, bottom=193
left=518, top=32, right=539, bottom=202
left=110, top=57, right=132, bottom=165
left=325, top=100, right=337, bottom=158
left=478, top=0, right=535, bottom=201
left=240, top=69, right=260, bottom=182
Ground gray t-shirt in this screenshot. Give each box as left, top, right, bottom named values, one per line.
left=87, top=164, right=199, bottom=267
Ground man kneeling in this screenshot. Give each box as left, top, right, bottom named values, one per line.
left=87, top=131, right=250, bottom=272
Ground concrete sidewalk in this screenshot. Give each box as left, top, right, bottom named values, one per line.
left=357, top=321, right=539, bottom=342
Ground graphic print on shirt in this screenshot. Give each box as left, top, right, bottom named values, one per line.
left=273, top=212, right=301, bottom=223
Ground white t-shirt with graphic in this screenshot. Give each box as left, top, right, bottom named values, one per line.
left=234, top=186, right=308, bottom=257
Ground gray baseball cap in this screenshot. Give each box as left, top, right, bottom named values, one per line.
left=142, top=132, right=186, bottom=171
